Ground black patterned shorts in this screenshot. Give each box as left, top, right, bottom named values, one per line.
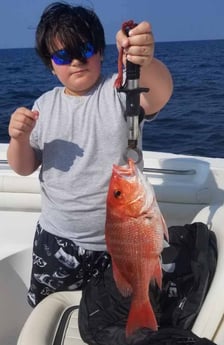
left=27, top=222, right=111, bottom=307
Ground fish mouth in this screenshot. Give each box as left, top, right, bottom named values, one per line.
left=112, top=159, right=137, bottom=178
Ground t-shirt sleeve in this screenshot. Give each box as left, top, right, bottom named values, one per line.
left=144, top=111, right=160, bottom=122
left=30, top=101, right=42, bottom=162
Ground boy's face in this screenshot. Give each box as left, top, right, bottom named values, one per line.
left=50, top=41, right=102, bottom=96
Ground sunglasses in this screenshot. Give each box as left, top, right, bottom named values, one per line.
left=51, top=43, right=95, bottom=65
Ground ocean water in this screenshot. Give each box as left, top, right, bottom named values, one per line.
left=1, top=40, right=224, bottom=158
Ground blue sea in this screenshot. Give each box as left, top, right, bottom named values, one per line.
left=1, top=40, right=224, bottom=158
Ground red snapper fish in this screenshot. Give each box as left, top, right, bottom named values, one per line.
left=105, top=158, right=169, bottom=337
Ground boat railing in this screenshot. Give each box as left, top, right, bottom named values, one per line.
left=0, top=159, right=8, bottom=165
left=143, top=167, right=196, bottom=175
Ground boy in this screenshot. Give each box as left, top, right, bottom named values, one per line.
left=7, top=2, right=173, bottom=307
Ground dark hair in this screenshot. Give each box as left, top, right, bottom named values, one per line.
left=35, top=2, right=105, bottom=68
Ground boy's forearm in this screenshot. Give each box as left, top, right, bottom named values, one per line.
left=7, top=138, right=40, bottom=176
left=140, top=58, right=173, bottom=116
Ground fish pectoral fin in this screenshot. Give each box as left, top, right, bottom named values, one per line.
left=112, top=260, right=132, bottom=297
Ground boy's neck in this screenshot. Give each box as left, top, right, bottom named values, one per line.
left=64, top=88, right=84, bottom=97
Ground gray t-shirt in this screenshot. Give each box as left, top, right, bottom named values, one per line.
left=30, top=74, right=143, bottom=250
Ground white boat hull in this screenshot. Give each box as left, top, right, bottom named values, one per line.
left=1, top=143, right=224, bottom=345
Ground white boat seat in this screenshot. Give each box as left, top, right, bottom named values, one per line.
left=191, top=204, right=224, bottom=345
left=17, top=204, right=224, bottom=345
left=17, top=291, right=86, bottom=345
left=0, top=211, right=39, bottom=260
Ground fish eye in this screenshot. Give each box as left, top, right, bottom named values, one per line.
left=114, top=190, right=122, bottom=198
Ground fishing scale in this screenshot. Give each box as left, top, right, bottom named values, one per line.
left=115, top=20, right=149, bottom=164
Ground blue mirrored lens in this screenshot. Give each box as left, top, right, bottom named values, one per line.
left=51, top=50, right=72, bottom=65
left=82, top=43, right=94, bottom=59
left=51, top=43, right=95, bottom=65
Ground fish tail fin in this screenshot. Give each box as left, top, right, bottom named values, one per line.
left=126, top=299, right=158, bottom=337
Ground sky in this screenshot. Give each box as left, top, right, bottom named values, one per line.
left=0, top=0, right=224, bottom=49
